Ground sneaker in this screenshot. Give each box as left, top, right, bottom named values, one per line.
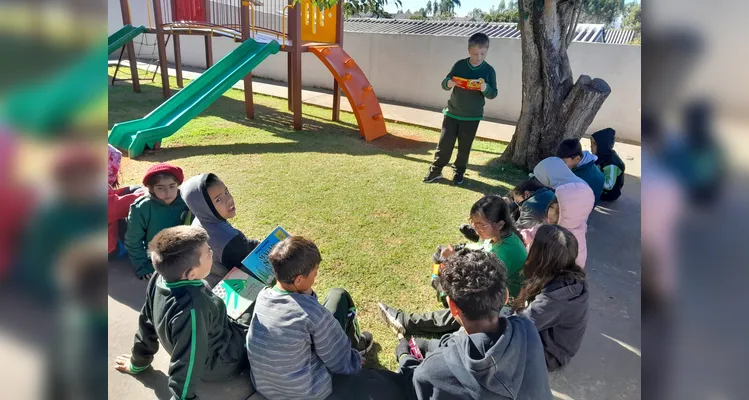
left=377, top=302, right=406, bottom=336
left=459, top=224, right=480, bottom=242
left=358, top=331, right=374, bottom=355
left=422, top=169, right=443, bottom=183
left=453, top=171, right=465, bottom=185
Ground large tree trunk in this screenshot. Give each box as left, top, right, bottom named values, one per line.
left=502, top=0, right=612, bottom=170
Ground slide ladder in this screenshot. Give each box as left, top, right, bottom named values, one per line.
left=108, top=25, right=147, bottom=55
left=108, top=39, right=280, bottom=157
left=308, top=46, right=387, bottom=141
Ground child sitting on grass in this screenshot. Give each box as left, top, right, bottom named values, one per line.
left=181, top=173, right=260, bottom=287
left=246, top=236, right=373, bottom=400
left=512, top=224, right=589, bottom=371
left=379, top=195, right=527, bottom=336
left=423, top=32, right=498, bottom=185
left=591, top=128, right=626, bottom=202
left=114, top=226, right=250, bottom=400
left=556, top=138, right=605, bottom=205
left=397, top=248, right=552, bottom=399
left=125, top=163, right=192, bottom=280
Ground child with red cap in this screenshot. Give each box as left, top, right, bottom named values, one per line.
left=124, top=162, right=192, bottom=280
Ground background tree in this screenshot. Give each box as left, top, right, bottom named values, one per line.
left=501, top=0, right=611, bottom=169
left=577, top=0, right=624, bottom=26
left=342, top=0, right=401, bottom=18
left=483, top=0, right=520, bottom=23
left=435, top=0, right=461, bottom=19
left=621, top=2, right=641, bottom=44
left=409, top=7, right=428, bottom=19
left=467, top=7, right=485, bottom=21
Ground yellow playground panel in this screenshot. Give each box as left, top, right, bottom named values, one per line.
left=300, top=0, right=337, bottom=44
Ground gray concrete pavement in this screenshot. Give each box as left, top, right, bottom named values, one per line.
left=108, top=62, right=641, bottom=399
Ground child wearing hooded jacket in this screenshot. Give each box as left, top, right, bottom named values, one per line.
left=556, top=139, right=605, bottom=205
left=591, top=128, right=626, bottom=201
left=180, top=173, right=260, bottom=287
left=531, top=157, right=595, bottom=268
left=512, top=224, right=589, bottom=371
left=108, top=145, right=145, bottom=258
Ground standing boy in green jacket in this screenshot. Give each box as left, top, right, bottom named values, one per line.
left=423, top=32, right=498, bottom=185
left=125, top=163, right=192, bottom=280
left=115, top=226, right=250, bottom=400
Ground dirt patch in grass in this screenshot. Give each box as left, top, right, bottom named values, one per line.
left=369, top=129, right=434, bottom=151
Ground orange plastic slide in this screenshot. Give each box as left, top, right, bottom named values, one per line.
left=309, top=46, right=388, bottom=141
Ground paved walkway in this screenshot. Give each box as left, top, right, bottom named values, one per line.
left=110, top=60, right=641, bottom=178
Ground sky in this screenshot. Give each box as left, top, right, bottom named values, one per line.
left=384, top=0, right=640, bottom=16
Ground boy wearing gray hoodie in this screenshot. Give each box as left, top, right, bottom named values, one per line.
left=181, top=173, right=260, bottom=287
left=397, top=249, right=552, bottom=400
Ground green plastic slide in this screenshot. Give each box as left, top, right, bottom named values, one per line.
left=1, top=44, right=106, bottom=136
left=108, top=39, right=281, bottom=157
left=108, top=25, right=147, bottom=55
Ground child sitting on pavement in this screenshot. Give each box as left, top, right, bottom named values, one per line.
left=114, top=226, right=250, bottom=400
left=181, top=173, right=260, bottom=287
left=397, top=248, right=552, bottom=400
left=556, top=138, right=605, bottom=205
left=512, top=224, right=589, bottom=371
left=591, top=128, right=626, bottom=202
left=246, top=236, right=373, bottom=400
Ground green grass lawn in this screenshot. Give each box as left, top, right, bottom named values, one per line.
left=109, top=67, right=526, bottom=370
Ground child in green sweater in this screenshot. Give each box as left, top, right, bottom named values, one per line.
left=125, top=163, right=192, bottom=280
left=423, top=32, right=498, bottom=185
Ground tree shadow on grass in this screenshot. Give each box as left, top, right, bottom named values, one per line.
left=108, top=80, right=522, bottom=198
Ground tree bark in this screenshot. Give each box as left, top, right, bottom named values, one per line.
left=502, top=0, right=612, bottom=170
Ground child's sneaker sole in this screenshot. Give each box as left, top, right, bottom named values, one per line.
left=377, top=303, right=406, bottom=336
left=422, top=173, right=443, bottom=183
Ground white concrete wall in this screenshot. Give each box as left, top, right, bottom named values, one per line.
left=110, top=0, right=642, bottom=142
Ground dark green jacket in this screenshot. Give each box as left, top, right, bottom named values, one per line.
left=125, top=194, right=192, bottom=277
left=130, top=275, right=248, bottom=400
left=572, top=158, right=605, bottom=205
left=441, top=58, right=498, bottom=120
left=516, top=187, right=556, bottom=230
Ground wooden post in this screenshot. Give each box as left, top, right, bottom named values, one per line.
left=287, top=52, right=292, bottom=111
left=152, top=0, right=171, bottom=98
left=331, top=4, right=344, bottom=122
left=119, top=0, right=141, bottom=92
left=174, top=34, right=183, bottom=88
left=291, top=3, right=302, bottom=130
left=241, top=0, right=254, bottom=119
left=205, top=35, right=214, bottom=68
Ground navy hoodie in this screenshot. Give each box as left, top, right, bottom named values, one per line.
left=591, top=128, right=625, bottom=201
left=400, top=316, right=552, bottom=400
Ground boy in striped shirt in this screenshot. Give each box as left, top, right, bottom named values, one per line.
left=246, top=236, right=373, bottom=400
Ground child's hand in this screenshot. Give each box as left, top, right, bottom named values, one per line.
left=140, top=273, right=152, bottom=281
left=114, top=354, right=137, bottom=374
left=361, top=356, right=367, bottom=366
left=440, top=245, right=455, bottom=260
left=480, top=82, right=487, bottom=92
left=447, top=80, right=456, bottom=89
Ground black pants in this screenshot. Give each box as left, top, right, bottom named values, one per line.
left=431, top=116, right=480, bottom=174
left=403, top=308, right=461, bottom=336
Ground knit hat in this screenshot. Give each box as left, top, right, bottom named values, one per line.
left=142, top=163, right=184, bottom=186
left=108, top=144, right=122, bottom=186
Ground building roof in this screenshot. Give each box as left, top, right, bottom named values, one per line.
left=602, top=28, right=638, bottom=45
left=343, top=18, right=607, bottom=43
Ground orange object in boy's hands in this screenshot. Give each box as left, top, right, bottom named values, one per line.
left=451, top=77, right=484, bottom=91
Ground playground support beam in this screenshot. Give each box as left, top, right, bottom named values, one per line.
left=153, top=0, right=171, bottom=98
left=291, top=1, right=302, bottom=130
left=205, top=36, right=214, bottom=68
left=241, top=0, right=254, bottom=119
left=331, top=3, right=344, bottom=122
left=287, top=52, right=292, bottom=111
left=174, top=34, right=184, bottom=88
left=119, top=0, right=141, bottom=92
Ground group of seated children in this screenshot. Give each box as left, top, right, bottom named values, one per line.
left=111, top=130, right=624, bottom=399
